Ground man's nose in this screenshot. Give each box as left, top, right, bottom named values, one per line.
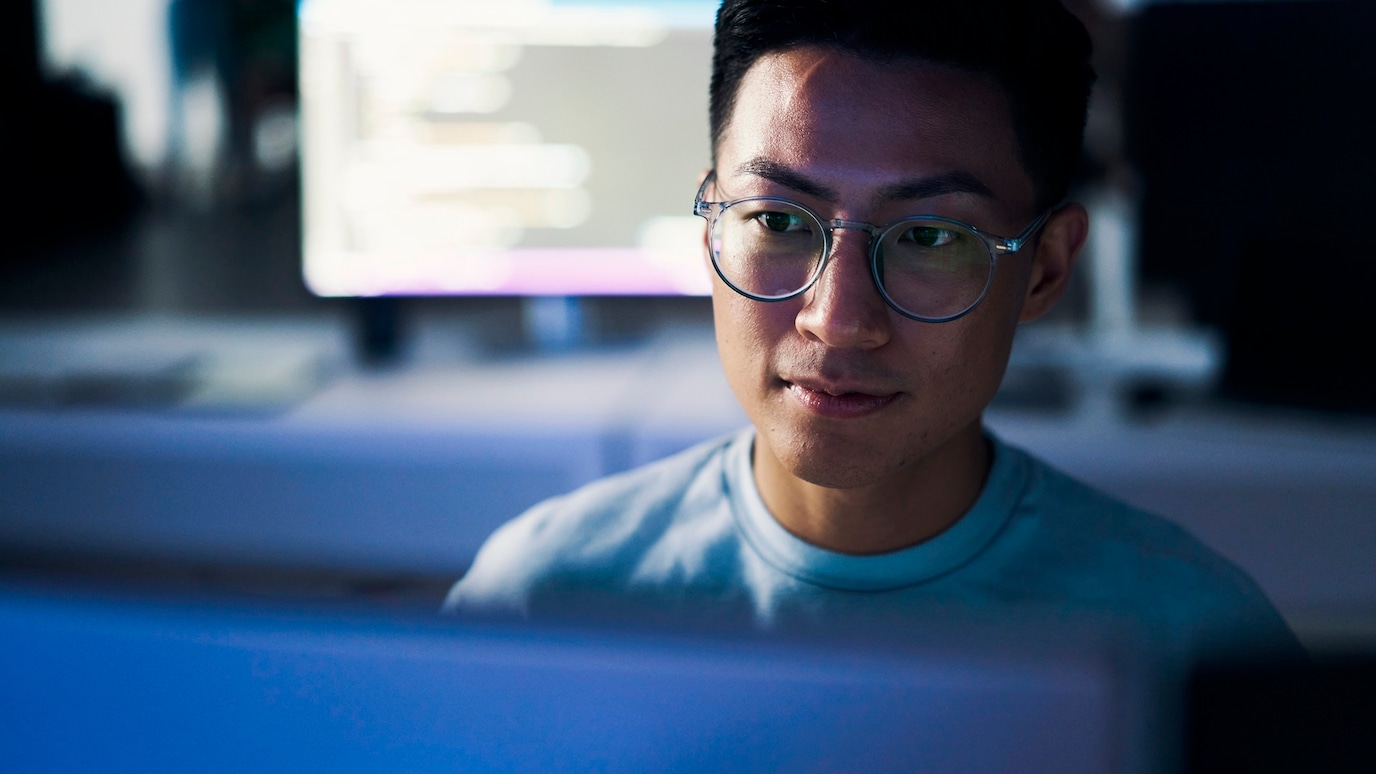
left=794, top=228, right=893, bottom=349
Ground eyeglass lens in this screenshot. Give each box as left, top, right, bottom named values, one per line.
left=710, top=200, right=993, bottom=320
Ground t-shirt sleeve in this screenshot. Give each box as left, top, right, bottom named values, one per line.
left=442, top=498, right=561, bottom=618
left=1009, top=448, right=1308, bottom=663
left=440, top=432, right=738, bottom=620
left=1180, top=547, right=1308, bottom=662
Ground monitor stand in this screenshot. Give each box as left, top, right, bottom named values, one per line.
left=352, top=296, right=590, bottom=365
left=523, top=296, right=586, bottom=352
left=353, top=297, right=406, bottom=366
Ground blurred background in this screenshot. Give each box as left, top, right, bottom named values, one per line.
left=2, top=0, right=1374, bottom=768
left=1, top=0, right=1374, bottom=686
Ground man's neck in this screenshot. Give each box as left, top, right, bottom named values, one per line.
left=752, top=421, right=992, bottom=556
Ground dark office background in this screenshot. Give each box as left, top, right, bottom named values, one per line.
left=6, top=0, right=1375, bottom=410
left=1126, top=0, right=1376, bottom=415
left=2, top=0, right=308, bottom=313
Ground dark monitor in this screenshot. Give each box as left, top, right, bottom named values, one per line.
left=1126, top=0, right=1376, bottom=413
left=1, top=587, right=1149, bottom=772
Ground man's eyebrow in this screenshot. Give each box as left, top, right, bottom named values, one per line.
left=733, top=158, right=838, bottom=200
left=877, top=170, right=995, bottom=201
left=733, top=158, right=996, bottom=203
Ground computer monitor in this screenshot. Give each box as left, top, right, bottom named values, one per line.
left=1, top=586, right=1152, bottom=772
left=299, top=0, right=717, bottom=298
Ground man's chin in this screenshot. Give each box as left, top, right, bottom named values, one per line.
left=768, top=433, right=905, bottom=491
left=791, top=464, right=892, bottom=491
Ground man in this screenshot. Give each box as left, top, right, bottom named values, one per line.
left=447, top=0, right=1300, bottom=659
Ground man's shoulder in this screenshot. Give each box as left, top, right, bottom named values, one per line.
left=1012, top=446, right=1242, bottom=582
left=1001, top=442, right=1300, bottom=655
left=444, top=430, right=744, bottom=615
left=530, top=429, right=741, bottom=540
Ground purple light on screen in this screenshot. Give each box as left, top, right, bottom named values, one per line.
left=365, top=248, right=710, bottom=297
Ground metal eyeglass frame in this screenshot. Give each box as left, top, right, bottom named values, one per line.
left=692, top=171, right=1052, bottom=323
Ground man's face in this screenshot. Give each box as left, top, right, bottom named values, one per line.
left=710, top=47, right=1054, bottom=490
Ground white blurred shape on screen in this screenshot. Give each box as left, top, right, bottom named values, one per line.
left=299, top=0, right=717, bottom=298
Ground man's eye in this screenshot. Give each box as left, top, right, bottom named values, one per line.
left=901, top=226, right=957, bottom=248
left=756, top=211, right=807, bottom=233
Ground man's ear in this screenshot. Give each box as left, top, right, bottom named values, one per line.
left=1019, top=202, right=1088, bottom=323
left=698, top=168, right=714, bottom=265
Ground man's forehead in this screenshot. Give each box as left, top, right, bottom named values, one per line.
left=725, top=48, right=1010, bottom=136
left=715, top=47, right=1034, bottom=212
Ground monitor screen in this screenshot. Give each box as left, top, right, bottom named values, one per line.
left=299, top=0, right=717, bottom=298
left=0, top=587, right=1147, bottom=773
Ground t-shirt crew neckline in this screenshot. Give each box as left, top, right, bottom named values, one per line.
left=725, top=428, right=1029, bottom=592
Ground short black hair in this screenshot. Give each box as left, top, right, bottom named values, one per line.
left=709, top=0, right=1095, bottom=210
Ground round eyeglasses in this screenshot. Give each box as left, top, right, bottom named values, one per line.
left=693, top=172, right=1051, bottom=323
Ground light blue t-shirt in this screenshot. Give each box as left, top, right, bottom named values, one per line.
left=447, top=428, right=1301, bottom=659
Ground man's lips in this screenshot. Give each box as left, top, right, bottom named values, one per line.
left=783, top=378, right=899, bottom=419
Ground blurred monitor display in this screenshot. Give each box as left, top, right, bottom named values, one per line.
left=1, top=588, right=1146, bottom=773
left=299, top=0, right=717, bottom=297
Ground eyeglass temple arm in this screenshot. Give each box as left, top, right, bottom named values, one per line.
left=692, top=171, right=718, bottom=217
left=993, top=209, right=1053, bottom=254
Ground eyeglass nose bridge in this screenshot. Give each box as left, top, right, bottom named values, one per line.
left=823, top=219, right=884, bottom=239
left=801, top=219, right=890, bottom=311
left=819, top=219, right=884, bottom=259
